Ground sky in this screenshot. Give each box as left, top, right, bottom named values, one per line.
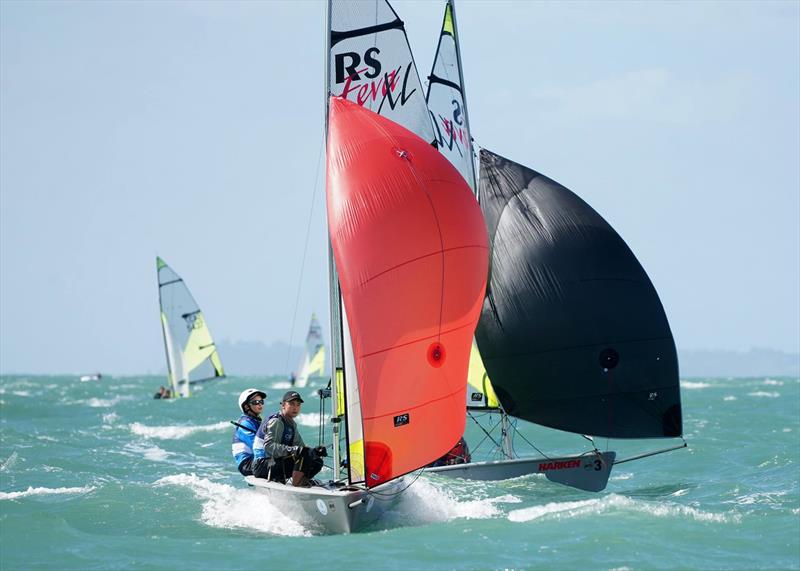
left=1, top=0, right=798, bottom=375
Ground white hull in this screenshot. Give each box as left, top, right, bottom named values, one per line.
left=426, top=451, right=616, bottom=492
left=244, top=476, right=405, bottom=534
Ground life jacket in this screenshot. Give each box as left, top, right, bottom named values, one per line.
left=267, top=412, right=295, bottom=446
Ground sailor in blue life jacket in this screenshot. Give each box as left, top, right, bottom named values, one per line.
left=428, top=437, right=471, bottom=467
left=231, top=388, right=267, bottom=476
left=253, top=390, right=326, bottom=487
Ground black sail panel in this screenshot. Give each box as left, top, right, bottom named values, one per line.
left=475, top=149, right=682, bottom=438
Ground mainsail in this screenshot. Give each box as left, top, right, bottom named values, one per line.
left=294, top=313, right=326, bottom=388
left=326, top=97, right=488, bottom=486
left=425, top=0, right=476, bottom=191
left=156, top=257, right=225, bottom=398
left=329, top=0, right=434, bottom=143
left=474, top=150, right=682, bottom=438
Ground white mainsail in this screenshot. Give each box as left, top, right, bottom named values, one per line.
left=156, top=257, right=225, bottom=398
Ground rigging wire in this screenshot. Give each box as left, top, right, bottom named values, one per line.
left=283, top=134, right=326, bottom=375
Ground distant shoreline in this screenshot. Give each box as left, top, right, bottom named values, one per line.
left=2, top=344, right=798, bottom=378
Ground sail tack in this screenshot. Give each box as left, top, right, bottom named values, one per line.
left=474, top=150, right=681, bottom=438
left=326, top=97, right=488, bottom=486
left=426, top=0, right=476, bottom=191
left=328, top=0, right=434, bottom=143
left=156, top=257, right=225, bottom=397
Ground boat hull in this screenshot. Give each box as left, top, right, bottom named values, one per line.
left=244, top=476, right=405, bottom=534
left=426, top=451, right=616, bottom=492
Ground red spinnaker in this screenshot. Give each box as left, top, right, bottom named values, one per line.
left=326, top=97, right=488, bottom=486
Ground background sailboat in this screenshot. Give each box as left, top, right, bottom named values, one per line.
left=156, top=257, right=225, bottom=398
left=424, top=0, right=684, bottom=491
left=293, top=313, right=326, bottom=388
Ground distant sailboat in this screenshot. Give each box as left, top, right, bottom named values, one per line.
left=293, top=314, right=326, bottom=388
left=79, top=373, right=103, bottom=382
left=424, top=0, right=684, bottom=491
left=156, top=257, right=225, bottom=398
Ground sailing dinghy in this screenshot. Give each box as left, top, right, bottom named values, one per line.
left=292, top=313, right=326, bottom=388
left=424, top=0, right=684, bottom=491
left=156, top=257, right=225, bottom=398
left=244, top=0, right=487, bottom=534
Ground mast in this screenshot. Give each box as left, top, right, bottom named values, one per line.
left=325, top=0, right=347, bottom=482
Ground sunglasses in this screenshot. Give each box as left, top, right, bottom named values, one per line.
left=248, top=399, right=265, bottom=406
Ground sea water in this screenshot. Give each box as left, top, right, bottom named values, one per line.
left=0, top=374, right=797, bottom=570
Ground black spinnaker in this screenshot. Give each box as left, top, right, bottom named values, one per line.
left=474, top=148, right=682, bottom=439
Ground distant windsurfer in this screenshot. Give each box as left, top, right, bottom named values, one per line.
left=230, top=388, right=267, bottom=476
left=252, top=390, right=326, bottom=487
left=289, top=372, right=297, bottom=387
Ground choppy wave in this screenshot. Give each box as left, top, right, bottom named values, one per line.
left=154, top=473, right=310, bottom=536
left=681, top=381, right=710, bottom=390
left=508, top=494, right=741, bottom=524
left=83, top=395, right=138, bottom=408
left=747, top=391, right=780, bottom=398
left=129, top=421, right=229, bottom=439
left=0, top=486, right=96, bottom=500
left=1, top=451, right=19, bottom=472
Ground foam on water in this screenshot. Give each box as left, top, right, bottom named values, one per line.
left=0, top=486, right=96, bottom=500
left=124, top=442, right=172, bottom=462
left=724, top=395, right=737, bottom=401
left=681, top=381, right=711, bottom=389
left=154, top=473, right=310, bottom=537
left=387, top=478, right=520, bottom=526
left=507, top=494, right=741, bottom=524
left=1, top=451, right=19, bottom=471
left=83, top=395, right=138, bottom=408
left=130, top=421, right=229, bottom=439
left=747, top=391, right=780, bottom=398
left=270, top=381, right=292, bottom=389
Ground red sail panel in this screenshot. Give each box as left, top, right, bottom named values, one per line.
left=327, top=97, right=488, bottom=487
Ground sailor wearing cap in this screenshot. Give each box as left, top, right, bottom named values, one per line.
left=252, top=391, right=326, bottom=486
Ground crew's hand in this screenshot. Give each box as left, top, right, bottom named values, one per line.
left=314, top=445, right=328, bottom=457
